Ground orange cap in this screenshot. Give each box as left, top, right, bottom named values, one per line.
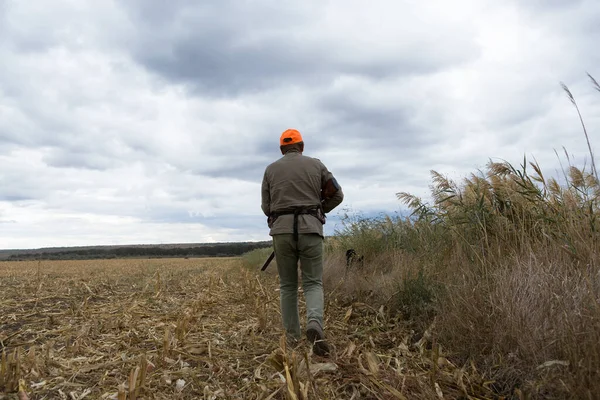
left=280, top=129, right=303, bottom=146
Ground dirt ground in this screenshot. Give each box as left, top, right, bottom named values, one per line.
left=0, top=258, right=493, bottom=399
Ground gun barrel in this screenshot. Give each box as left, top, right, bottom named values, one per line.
left=261, top=251, right=275, bottom=271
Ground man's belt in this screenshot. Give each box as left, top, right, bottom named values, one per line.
left=270, top=206, right=324, bottom=241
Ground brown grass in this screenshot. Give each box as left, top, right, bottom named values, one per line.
left=1, top=257, right=496, bottom=399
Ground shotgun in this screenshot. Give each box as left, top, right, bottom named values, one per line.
left=261, top=251, right=275, bottom=271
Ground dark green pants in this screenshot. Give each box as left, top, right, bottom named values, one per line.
left=273, top=233, right=324, bottom=340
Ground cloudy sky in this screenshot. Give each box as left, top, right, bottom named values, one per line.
left=1, top=0, right=599, bottom=249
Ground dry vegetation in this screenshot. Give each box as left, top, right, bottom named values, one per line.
left=326, top=156, right=600, bottom=399
left=1, top=257, right=497, bottom=399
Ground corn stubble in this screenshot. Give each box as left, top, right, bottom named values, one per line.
left=0, top=253, right=499, bottom=399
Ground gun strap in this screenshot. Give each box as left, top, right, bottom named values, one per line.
left=293, top=209, right=301, bottom=242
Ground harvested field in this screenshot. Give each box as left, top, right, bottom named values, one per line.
left=1, top=258, right=493, bottom=399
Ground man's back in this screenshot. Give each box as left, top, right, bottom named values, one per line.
left=264, top=151, right=324, bottom=212
left=261, top=148, right=343, bottom=237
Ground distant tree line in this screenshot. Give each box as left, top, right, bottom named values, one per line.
left=7, top=241, right=271, bottom=261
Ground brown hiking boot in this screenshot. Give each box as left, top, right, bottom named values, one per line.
left=306, top=320, right=330, bottom=357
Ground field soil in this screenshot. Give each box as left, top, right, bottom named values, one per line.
left=0, top=258, right=492, bottom=399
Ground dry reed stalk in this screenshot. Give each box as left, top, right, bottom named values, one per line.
left=128, top=365, right=140, bottom=400
left=0, top=349, right=6, bottom=388
left=17, top=379, right=29, bottom=400
left=561, top=81, right=598, bottom=179
left=117, top=383, right=126, bottom=400
left=256, top=298, right=267, bottom=332
left=162, top=328, right=171, bottom=363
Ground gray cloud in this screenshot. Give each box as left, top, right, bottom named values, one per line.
left=195, top=160, right=269, bottom=183
left=522, top=0, right=583, bottom=10
left=121, top=1, right=479, bottom=96
left=315, top=93, right=432, bottom=151
left=43, top=149, right=124, bottom=171
left=0, top=194, right=31, bottom=202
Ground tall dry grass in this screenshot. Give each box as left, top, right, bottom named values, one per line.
left=324, top=76, right=600, bottom=398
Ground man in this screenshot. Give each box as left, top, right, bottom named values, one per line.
left=261, top=128, right=344, bottom=356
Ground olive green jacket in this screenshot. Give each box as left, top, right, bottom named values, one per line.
left=261, top=149, right=344, bottom=237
